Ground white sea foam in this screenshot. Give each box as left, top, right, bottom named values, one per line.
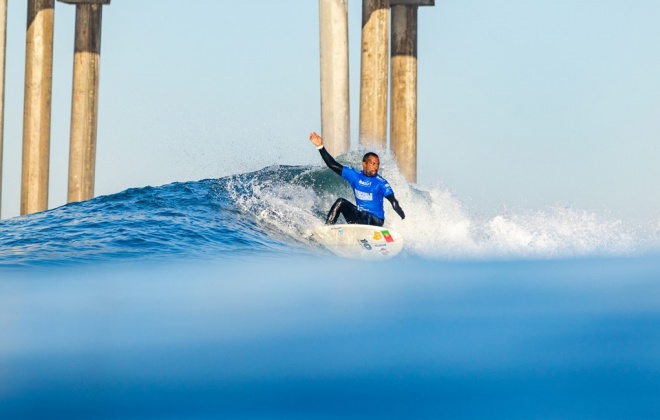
left=225, top=154, right=656, bottom=260
left=224, top=168, right=323, bottom=247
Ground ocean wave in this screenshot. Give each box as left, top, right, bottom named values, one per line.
left=0, top=161, right=657, bottom=268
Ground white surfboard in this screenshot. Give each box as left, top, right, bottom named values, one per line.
left=308, top=224, right=404, bottom=260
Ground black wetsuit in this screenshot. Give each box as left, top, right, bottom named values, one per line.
left=318, top=147, right=405, bottom=226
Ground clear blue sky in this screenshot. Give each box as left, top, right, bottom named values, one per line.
left=2, top=0, right=659, bottom=221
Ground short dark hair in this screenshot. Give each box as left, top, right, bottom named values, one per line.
left=362, top=152, right=379, bottom=163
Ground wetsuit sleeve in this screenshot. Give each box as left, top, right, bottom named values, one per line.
left=385, top=194, right=405, bottom=220
left=318, top=147, right=343, bottom=176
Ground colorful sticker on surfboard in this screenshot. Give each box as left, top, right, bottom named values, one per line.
left=372, top=230, right=395, bottom=242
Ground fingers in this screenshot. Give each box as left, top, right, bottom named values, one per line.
left=309, top=131, right=323, bottom=146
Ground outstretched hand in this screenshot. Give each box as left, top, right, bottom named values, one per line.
left=309, top=132, right=323, bottom=148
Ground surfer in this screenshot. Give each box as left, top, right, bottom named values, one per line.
left=309, top=131, right=405, bottom=227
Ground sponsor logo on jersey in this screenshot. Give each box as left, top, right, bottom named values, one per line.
left=359, top=179, right=372, bottom=187
left=355, top=190, right=373, bottom=201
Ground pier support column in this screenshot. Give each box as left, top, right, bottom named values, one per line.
left=319, top=0, right=350, bottom=156
left=0, top=0, right=6, bottom=218
left=390, top=4, right=417, bottom=182
left=389, top=0, right=433, bottom=183
left=60, top=0, right=108, bottom=203
left=359, top=0, right=389, bottom=149
left=21, top=0, right=55, bottom=215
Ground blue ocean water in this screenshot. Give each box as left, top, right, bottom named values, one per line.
left=2, top=157, right=660, bottom=418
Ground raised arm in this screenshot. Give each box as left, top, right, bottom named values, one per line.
left=309, top=131, right=343, bottom=176
left=385, top=194, right=405, bottom=220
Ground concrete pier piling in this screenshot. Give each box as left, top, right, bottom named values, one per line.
left=390, top=4, right=418, bottom=182
left=389, top=0, right=433, bottom=183
left=319, top=0, right=350, bottom=156
left=21, top=0, right=55, bottom=216
left=62, top=0, right=108, bottom=203
left=359, top=0, right=389, bottom=149
left=0, top=0, right=6, bottom=218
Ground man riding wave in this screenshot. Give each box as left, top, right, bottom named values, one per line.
left=309, top=131, right=405, bottom=227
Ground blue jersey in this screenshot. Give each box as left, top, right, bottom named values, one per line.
left=341, top=167, right=393, bottom=220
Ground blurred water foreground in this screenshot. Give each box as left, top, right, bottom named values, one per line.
left=1, top=254, right=660, bottom=419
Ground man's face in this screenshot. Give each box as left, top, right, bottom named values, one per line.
left=362, top=156, right=380, bottom=177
